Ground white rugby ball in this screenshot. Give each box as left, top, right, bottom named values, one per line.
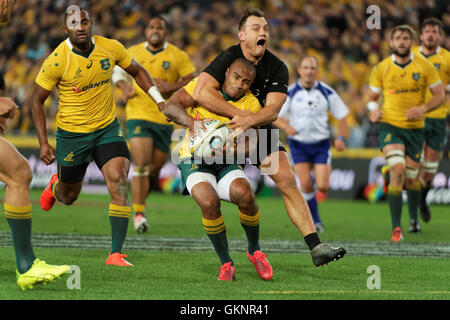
left=189, top=119, right=229, bottom=158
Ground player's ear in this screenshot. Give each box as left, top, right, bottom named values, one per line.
left=237, top=30, right=245, bottom=41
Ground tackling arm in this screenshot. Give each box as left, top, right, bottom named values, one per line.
left=227, top=91, right=287, bottom=131
left=193, top=72, right=245, bottom=119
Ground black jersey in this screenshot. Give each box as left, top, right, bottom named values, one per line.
left=203, top=44, right=289, bottom=107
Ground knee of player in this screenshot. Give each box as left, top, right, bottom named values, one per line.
left=198, top=196, right=221, bottom=214
left=276, top=173, right=299, bottom=194
left=316, top=184, right=329, bottom=193
left=107, top=166, right=129, bottom=185
left=60, top=191, right=79, bottom=205
left=132, top=165, right=150, bottom=178
left=11, top=158, right=32, bottom=187
left=231, top=182, right=256, bottom=207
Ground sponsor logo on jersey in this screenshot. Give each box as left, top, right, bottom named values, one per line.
left=87, top=60, right=93, bottom=69
left=388, top=88, right=420, bottom=94
left=73, top=79, right=110, bottom=93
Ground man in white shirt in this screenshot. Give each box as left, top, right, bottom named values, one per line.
left=275, top=56, right=349, bottom=232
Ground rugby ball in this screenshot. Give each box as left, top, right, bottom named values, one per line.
left=189, top=119, right=229, bottom=158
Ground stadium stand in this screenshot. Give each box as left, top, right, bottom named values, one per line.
left=0, top=0, right=449, bottom=151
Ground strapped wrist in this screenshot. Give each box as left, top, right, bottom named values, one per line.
left=147, top=86, right=165, bottom=104
left=367, top=101, right=379, bottom=111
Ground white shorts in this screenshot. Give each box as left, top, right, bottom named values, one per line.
left=186, top=169, right=251, bottom=202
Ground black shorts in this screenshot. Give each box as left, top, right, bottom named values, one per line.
left=58, top=141, right=130, bottom=184
left=248, top=124, right=286, bottom=168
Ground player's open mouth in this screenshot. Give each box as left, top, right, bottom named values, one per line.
left=256, top=39, right=266, bottom=47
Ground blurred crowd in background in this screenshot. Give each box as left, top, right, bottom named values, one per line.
left=0, top=0, right=449, bottom=151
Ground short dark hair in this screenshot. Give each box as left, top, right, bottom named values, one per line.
left=230, top=58, right=256, bottom=78
left=420, top=17, right=443, bottom=35
left=390, top=24, right=415, bottom=40
left=148, top=15, right=170, bottom=31
left=238, top=8, right=265, bottom=31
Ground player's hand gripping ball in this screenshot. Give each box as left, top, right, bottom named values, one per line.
left=189, top=119, right=229, bottom=159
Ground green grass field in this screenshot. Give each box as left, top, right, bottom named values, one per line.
left=1, top=189, right=450, bottom=301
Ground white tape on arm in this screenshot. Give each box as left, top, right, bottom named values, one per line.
left=111, top=66, right=128, bottom=85
left=148, top=86, right=165, bottom=104
left=367, top=101, right=379, bottom=111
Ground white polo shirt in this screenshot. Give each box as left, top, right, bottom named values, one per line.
left=279, top=80, right=349, bottom=143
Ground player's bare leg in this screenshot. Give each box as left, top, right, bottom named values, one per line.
left=263, top=151, right=346, bottom=266
left=404, top=156, right=421, bottom=233
left=229, top=177, right=272, bottom=280
left=383, top=144, right=406, bottom=242
left=263, top=151, right=315, bottom=236
left=295, top=162, right=321, bottom=231
left=129, top=137, right=152, bottom=232
left=102, top=157, right=133, bottom=266
left=191, top=182, right=235, bottom=281
left=418, top=143, right=440, bottom=222
left=148, top=147, right=170, bottom=196
left=52, top=180, right=83, bottom=205
left=0, top=137, right=69, bottom=289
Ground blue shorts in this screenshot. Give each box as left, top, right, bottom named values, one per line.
left=288, top=138, right=331, bottom=165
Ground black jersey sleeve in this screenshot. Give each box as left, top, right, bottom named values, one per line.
left=202, top=45, right=241, bottom=86
left=266, top=59, right=289, bottom=94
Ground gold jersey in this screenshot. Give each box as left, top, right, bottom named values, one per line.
left=35, top=35, right=132, bottom=133
left=125, top=42, right=196, bottom=125
left=369, top=53, right=442, bottom=129
left=179, top=77, right=261, bottom=158
left=411, top=46, right=450, bottom=118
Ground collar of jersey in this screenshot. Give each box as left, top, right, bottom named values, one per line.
left=219, top=90, right=234, bottom=101
left=391, top=53, right=413, bottom=68
left=65, top=37, right=95, bottom=58
left=145, top=41, right=168, bottom=55
left=419, top=45, right=441, bottom=58
left=297, top=80, right=318, bottom=90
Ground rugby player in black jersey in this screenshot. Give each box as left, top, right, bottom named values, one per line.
left=191, top=8, right=346, bottom=267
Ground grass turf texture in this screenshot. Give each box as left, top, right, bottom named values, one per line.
left=1, top=190, right=450, bottom=300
